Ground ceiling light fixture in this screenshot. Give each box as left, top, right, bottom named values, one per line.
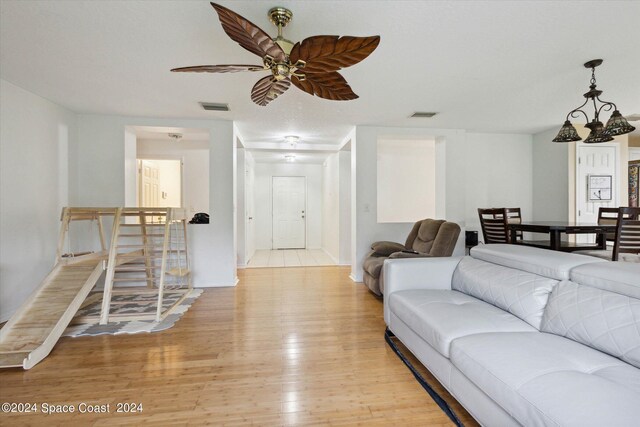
left=284, top=154, right=296, bottom=162
left=553, top=59, right=635, bottom=143
left=284, top=135, right=300, bottom=146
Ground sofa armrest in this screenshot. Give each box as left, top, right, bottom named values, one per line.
left=370, top=241, right=406, bottom=256
left=388, top=251, right=430, bottom=259
left=383, top=256, right=463, bottom=325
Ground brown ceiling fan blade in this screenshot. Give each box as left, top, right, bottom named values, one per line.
left=291, top=71, right=358, bottom=101
left=251, top=75, right=291, bottom=106
left=290, top=35, right=380, bottom=73
left=210, top=3, right=285, bottom=62
left=171, top=64, right=266, bottom=73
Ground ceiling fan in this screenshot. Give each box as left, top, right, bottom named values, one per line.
left=172, top=2, right=380, bottom=106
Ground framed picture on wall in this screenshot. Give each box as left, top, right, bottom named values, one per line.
left=588, top=175, right=612, bottom=201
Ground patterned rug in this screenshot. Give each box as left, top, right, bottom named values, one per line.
left=63, top=289, right=202, bottom=337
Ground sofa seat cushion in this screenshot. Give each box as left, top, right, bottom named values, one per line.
left=388, top=290, right=536, bottom=358
left=363, top=256, right=386, bottom=278
left=450, top=332, right=640, bottom=427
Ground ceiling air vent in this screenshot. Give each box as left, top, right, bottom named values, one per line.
left=411, top=112, right=437, bottom=118
left=200, top=102, right=229, bottom=112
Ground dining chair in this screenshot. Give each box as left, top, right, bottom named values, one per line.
left=597, top=207, right=620, bottom=245
left=577, top=207, right=640, bottom=262
left=505, top=207, right=523, bottom=241
left=613, top=207, right=640, bottom=261
left=478, top=208, right=509, bottom=244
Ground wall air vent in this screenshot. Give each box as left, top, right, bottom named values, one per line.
left=200, top=102, right=230, bottom=111
left=411, top=112, right=437, bottom=118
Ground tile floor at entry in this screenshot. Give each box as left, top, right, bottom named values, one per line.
left=247, top=249, right=336, bottom=268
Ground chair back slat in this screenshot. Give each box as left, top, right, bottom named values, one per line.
left=478, top=208, right=509, bottom=244
left=613, top=207, right=640, bottom=261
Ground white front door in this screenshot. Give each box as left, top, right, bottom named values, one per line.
left=272, top=176, right=306, bottom=249
left=576, top=144, right=618, bottom=242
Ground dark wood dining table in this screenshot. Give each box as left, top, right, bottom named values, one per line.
left=508, top=221, right=616, bottom=252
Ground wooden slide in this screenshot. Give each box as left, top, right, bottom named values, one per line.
left=0, top=256, right=105, bottom=369
left=0, top=207, right=191, bottom=370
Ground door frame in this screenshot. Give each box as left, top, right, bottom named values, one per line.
left=137, top=155, right=185, bottom=208
left=271, top=176, right=307, bottom=250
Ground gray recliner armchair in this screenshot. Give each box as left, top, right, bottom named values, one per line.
left=362, top=219, right=461, bottom=295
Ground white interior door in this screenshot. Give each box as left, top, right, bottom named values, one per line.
left=576, top=144, right=618, bottom=242
left=272, top=176, right=306, bottom=249
left=140, top=160, right=160, bottom=207
left=245, top=161, right=256, bottom=261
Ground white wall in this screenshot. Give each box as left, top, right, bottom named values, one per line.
left=72, top=114, right=235, bottom=287
left=339, top=150, right=351, bottom=264
left=0, top=79, right=76, bottom=321
left=352, top=126, right=532, bottom=281
left=137, top=138, right=210, bottom=215
left=124, top=129, right=137, bottom=207
left=322, top=153, right=340, bottom=262
left=532, top=127, right=569, bottom=221
left=254, top=162, right=323, bottom=249
left=377, top=138, right=436, bottom=223
left=465, top=132, right=533, bottom=237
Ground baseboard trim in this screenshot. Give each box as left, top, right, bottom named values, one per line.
left=194, top=281, right=238, bottom=288
left=349, top=273, right=362, bottom=283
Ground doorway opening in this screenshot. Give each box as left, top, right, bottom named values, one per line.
left=137, top=159, right=182, bottom=208
left=237, top=136, right=352, bottom=269
left=124, top=126, right=210, bottom=224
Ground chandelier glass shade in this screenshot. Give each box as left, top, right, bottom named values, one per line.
left=553, top=59, right=635, bottom=143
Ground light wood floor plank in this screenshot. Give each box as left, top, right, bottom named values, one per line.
left=0, top=266, right=476, bottom=426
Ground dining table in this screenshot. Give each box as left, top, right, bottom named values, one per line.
left=508, top=221, right=616, bottom=252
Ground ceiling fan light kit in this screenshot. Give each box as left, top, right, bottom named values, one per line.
left=553, top=59, right=635, bottom=143
left=172, top=2, right=380, bottom=106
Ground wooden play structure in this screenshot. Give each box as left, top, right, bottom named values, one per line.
left=0, top=207, right=192, bottom=370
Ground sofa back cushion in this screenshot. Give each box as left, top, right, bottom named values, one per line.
left=570, top=263, right=640, bottom=299
left=405, top=219, right=461, bottom=256
left=452, top=257, right=557, bottom=329
left=541, top=280, right=640, bottom=368
left=470, top=244, right=605, bottom=280
left=408, top=219, right=444, bottom=253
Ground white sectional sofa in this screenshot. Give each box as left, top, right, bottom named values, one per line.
left=383, top=244, right=640, bottom=427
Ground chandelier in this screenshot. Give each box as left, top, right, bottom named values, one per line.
left=553, top=59, right=635, bottom=143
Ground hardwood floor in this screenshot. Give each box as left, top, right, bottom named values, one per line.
left=0, top=266, right=476, bottom=426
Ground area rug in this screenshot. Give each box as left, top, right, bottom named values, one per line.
left=63, top=289, right=202, bottom=337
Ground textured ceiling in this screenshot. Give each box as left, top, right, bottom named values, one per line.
left=1, top=0, right=639, bottom=148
